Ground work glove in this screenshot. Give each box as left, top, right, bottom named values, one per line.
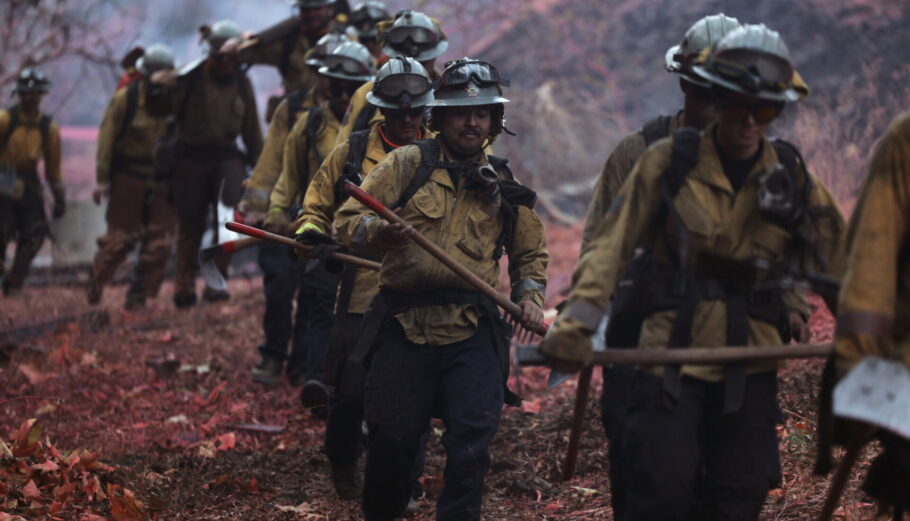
left=237, top=188, right=270, bottom=225
left=538, top=314, right=595, bottom=374
left=295, top=230, right=344, bottom=274
left=51, top=188, right=66, bottom=218
left=263, top=208, right=290, bottom=235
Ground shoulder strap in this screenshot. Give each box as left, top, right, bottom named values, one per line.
left=664, top=127, right=700, bottom=197
left=642, top=115, right=673, bottom=148
left=305, top=105, right=325, bottom=156
left=286, top=89, right=305, bottom=132
left=118, top=81, right=140, bottom=142
left=770, top=138, right=801, bottom=183
left=334, top=129, right=372, bottom=203
left=352, top=103, right=378, bottom=133
left=394, top=138, right=439, bottom=210
left=0, top=107, right=20, bottom=153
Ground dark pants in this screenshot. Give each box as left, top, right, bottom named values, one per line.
left=610, top=370, right=782, bottom=521
left=600, top=365, right=637, bottom=518
left=363, top=320, right=503, bottom=521
left=297, top=262, right=339, bottom=382
left=257, top=242, right=307, bottom=376
left=0, top=190, right=47, bottom=292
left=325, top=312, right=428, bottom=497
left=171, top=150, right=245, bottom=297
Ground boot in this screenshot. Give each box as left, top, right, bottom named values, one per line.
left=330, top=463, right=363, bottom=500
left=251, top=357, right=283, bottom=385
left=173, top=290, right=197, bottom=309
left=202, top=286, right=230, bottom=303
left=301, top=379, right=329, bottom=418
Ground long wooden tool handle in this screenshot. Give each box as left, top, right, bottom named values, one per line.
left=590, top=343, right=833, bottom=365
left=222, top=237, right=262, bottom=253
left=225, top=222, right=381, bottom=272
left=343, top=181, right=547, bottom=335
left=817, top=425, right=875, bottom=521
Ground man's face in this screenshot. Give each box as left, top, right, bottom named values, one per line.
left=440, top=105, right=492, bottom=157
left=716, top=91, right=782, bottom=152
left=680, top=79, right=717, bottom=130
left=327, top=78, right=361, bottom=118
left=299, top=6, right=334, bottom=35
left=380, top=106, right=424, bottom=144
left=17, top=92, right=42, bottom=112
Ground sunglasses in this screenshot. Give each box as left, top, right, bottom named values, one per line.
left=385, top=106, right=426, bottom=119
left=720, top=99, right=784, bottom=125
left=329, top=82, right=361, bottom=98
left=437, top=60, right=509, bottom=89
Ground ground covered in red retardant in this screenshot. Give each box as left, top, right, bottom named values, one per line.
left=0, top=226, right=878, bottom=521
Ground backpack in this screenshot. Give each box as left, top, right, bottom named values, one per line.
left=395, top=138, right=538, bottom=260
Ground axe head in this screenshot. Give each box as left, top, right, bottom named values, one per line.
left=198, top=245, right=228, bottom=292
left=834, top=356, right=910, bottom=440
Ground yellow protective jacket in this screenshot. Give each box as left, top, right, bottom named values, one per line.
left=335, top=138, right=549, bottom=346
left=542, top=126, right=847, bottom=381
left=582, top=113, right=683, bottom=254
left=0, top=107, right=62, bottom=198
left=242, top=88, right=317, bottom=213
left=96, top=81, right=168, bottom=183
left=835, top=111, right=910, bottom=374
left=172, top=64, right=262, bottom=159
left=267, top=101, right=341, bottom=222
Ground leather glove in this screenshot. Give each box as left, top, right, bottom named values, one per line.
left=305, top=243, right=345, bottom=274
left=52, top=189, right=66, bottom=219
left=538, top=315, right=595, bottom=373
left=295, top=229, right=337, bottom=246
left=238, top=187, right=270, bottom=225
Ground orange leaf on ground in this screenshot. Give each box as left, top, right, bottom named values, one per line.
left=54, top=482, right=77, bottom=499
left=205, top=380, right=227, bottom=406
left=18, top=363, right=53, bottom=385
left=0, top=513, right=28, bottom=521
left=215, top=432, right=236, bottom=452
left=32, top=460, right=60, bottom=472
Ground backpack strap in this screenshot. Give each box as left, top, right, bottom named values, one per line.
left=298, top=105, right=325, bottom=202
left=334, top=129, right=371, bottom=203
left=117, top=81, right=140, bottom=143
left=285, top=89, right=306, bottom=132
left=641, top=114, right=673, bottom=148
left=352, top=103, right=378, bottom=133
left=394, top=138, right=440, bottom=210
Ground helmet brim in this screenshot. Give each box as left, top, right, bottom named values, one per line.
left=383, top=39, right=448, bottom=63
left=318, top=66, right=375, bottom=83
left=366, top=91, right=433, bottom=109
left=427, top=96, right=509, bottom=107
left=665, top=45, right=682, bottom=72
left=691, top=65, right=800, bottom=102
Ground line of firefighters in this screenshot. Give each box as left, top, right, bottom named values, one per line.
left=0, top=2, right=907, bottom=520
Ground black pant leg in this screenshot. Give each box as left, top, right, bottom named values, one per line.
left=703, top=372, right=782, bottom=521
left=257, top=242, right=299, bottom=362
left=436, top=324, right=503, bottom=521
left=298, top=264, right=340, bottom=383
left=614, top=371, right=705, bottom=521
left=601, top=364, right=638, bottom=518
left=325, top=313, right=366, bottom=467
left=362, top=321, right=437, bottom=521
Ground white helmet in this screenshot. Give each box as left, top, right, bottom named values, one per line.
left=665, top=13, right=742, bottom=87
left=318, top=41, right=376, bottom=82
left=366, top=56, right=433, bottom=109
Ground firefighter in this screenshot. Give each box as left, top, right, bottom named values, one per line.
left=157, top=19, right=263, bottom=308
left=262, top=41, right=374, bottom=411
left=293, top=56, right=432, bottom=501
left=335, top=58, right=547, bottom=521
left=541, top=25, right=847, bottom=520
left=87, top=44, right=177, bottom=310
left=334, top=9, right=448, bottom=145
left=825, top=111, right=910, bottom=516
left=0, top=67, right=63, bottom=296
left=241, top=32, right=346, bottom=387
left=349, top=1, right=390, bottom=62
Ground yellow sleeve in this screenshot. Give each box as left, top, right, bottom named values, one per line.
left=835, top=114, right=910, bottom=372
left=336, top=147, right=412, bottom=255
left=581, top=132, right=645, bottom=255
left=507, top=205, right=549, bottom=307
left=269, top=113, right=310, bottom=212
left=95, top=91, right=126, bottom=185
left=296, top=140, right=349, bottom=234
left=247, top=99, right=291, bottom=192
left=44, top=121, right=63, bottom=193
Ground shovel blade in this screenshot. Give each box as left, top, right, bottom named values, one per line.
left=199, top=252, right=228, bottom=291
left=834, top=356, right=910, bottom=439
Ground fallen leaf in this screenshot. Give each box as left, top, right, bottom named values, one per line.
left=32, top=460, right=60, bottom=473
left=166, top=414, right=189, bottom=425
left=22, top=479, right=39, bottom=499
left=571, top=486, right=600, bottom=497
left=54, top=482, right=77, bottom=499
left=35, top=403, right=57, bottom=415
left=0, top=513, right=28, bottom=521
left=215, top=432, right=236, bottom=452
left=197, top=441, right=216, bottom=459
left=205, top=380, right=227, bottom=406
left=18, top=363, right=53, bottom=385
left=521, top=398, right=542, bottom=415
left=80, top=514, right=108, bottom=521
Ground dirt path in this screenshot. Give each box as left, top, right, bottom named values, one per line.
left=0, top=282, right=877, bottom=520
